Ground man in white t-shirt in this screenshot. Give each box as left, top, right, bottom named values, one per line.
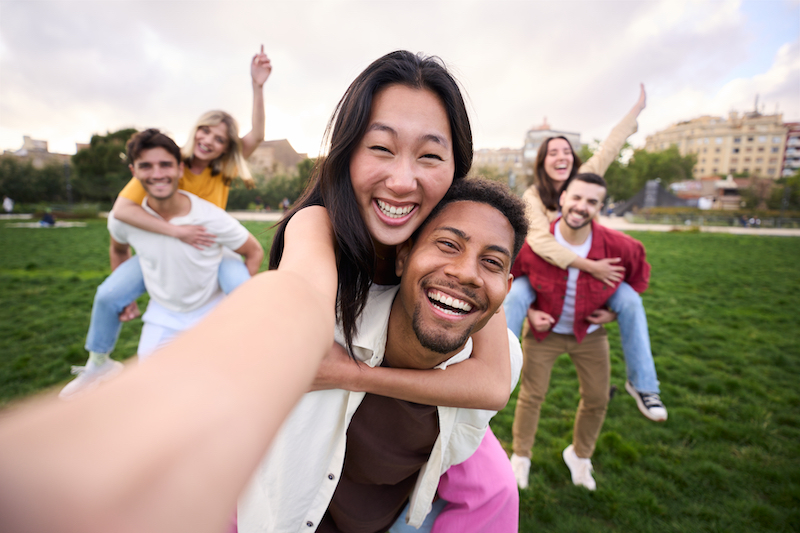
left=60, top=130, right=263, bottom=397
left=113, top=129, right=263, bottom=361
left=509, top=173, right=652, bottom=492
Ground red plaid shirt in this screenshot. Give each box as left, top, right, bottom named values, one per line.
left=511, top=218, right=650, bottom=343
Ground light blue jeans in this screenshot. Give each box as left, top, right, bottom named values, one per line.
left=503, top=276, right=660, bottom=393
left=388, top=499, right=447, bottom=533
left=84, top=255, right=250, bottom=354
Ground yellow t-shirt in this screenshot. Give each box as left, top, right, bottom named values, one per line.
left=117, top=166, right=230, bottom=209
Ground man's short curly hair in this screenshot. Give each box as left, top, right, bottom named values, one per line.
left=126, top=128, right=181, bottom=165
left=415, top=177, right=530, bottom=261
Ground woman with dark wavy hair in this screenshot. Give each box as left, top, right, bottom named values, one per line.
left=506, top=84, right=667, bottom=489
left=245, top=50, right=518, bottom=533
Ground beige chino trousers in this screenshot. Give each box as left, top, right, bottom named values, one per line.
left=512, top=327, right=610, bottom=459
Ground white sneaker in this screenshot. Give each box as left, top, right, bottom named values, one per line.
left=562, top=444, right=596, bottom=491
left=625, top=381, right=668, bottom=422
left=510, top=453, right=531, bottom=489
left=59, top=359, right=124, bottom=400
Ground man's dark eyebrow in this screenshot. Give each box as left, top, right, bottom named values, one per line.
left=435, top=226, right=511, bottom=257
left=367, top=122, right=449, bottom=148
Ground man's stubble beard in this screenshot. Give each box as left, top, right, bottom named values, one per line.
left=411, top=303, right=473, bottom=355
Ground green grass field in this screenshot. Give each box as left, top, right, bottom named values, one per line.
left=1, top=222, right=798, bottom=532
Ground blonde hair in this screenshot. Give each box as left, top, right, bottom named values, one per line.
left=182, top=110, right=255, bottom=189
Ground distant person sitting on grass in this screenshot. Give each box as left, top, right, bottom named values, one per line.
left=509, top=173, right=653, bottom=492
left=59, top=129, right=263, bottom=399
left=3, top=195, right=13, bottom=214
left=40, top=209, right=55, bottom=227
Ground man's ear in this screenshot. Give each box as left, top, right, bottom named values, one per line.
left=395, top=238, right=414, bottom=278
left=559, top=189, right=567, bottom=208
left=497, top=274, right=514, bottom=314
left=129, top=163, right=135, bottom=177
left=178, top=161, right=184, bottom=176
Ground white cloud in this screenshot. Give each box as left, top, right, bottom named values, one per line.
left=0, top=0, right=797, bottom=159
left=636, top=36, right=800, bottom=146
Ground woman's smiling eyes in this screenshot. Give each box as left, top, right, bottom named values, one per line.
left=368, top=144, right=445, bottom=162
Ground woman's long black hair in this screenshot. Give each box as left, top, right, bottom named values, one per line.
left=269, top=50, right=473, bottom=354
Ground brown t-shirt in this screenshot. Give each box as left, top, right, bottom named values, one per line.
left=317, top=391, right=440, bottom=533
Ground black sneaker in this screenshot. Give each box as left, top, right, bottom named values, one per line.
left=625, top=380, right=667, bottom=421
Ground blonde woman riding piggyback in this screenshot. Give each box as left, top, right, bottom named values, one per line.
left=60, top=46, right=272, bottom=399
left=503, top=84, right=668, bottom=424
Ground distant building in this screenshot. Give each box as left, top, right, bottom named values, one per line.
left=644, top=108, right=788, bottom=179
left=472, top=147, right=524, bottom=190
left=247, top=139, right=308, bottom=180
left=523, top=117, right=581, bottom=164
left=669, top=176, right=746, bottom=210
left=783, top=123, right=800, bottom=177
left=3, top=136, right=71, bottom=169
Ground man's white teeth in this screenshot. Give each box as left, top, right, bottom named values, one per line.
left=377, top=199, right=414, bottom=218
left=427, top=290, right=472, bottom=314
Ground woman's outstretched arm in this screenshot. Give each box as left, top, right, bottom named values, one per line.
left=313, top=307, right=513, bottom=411
left=241, top=45, right=271, bottom=158
left=0, top=207, right=336, bottom=533
left=112, top=195, right=216, bottom=249
left=579, top=83, right=645, bottom=177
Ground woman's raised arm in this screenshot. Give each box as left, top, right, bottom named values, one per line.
left=579, top=83, right=645, bottom=177
left=241, top=45, right=271, bottom=158
left=313, top=307, right=514, bottom=411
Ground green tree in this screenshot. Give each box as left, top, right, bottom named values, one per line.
left=0, top=156, right=67, bottom=204
left=626, top=145, right=696, bottom=193
left=71, top=128, right=137, bottom=203
left=768, top=172, right=800, bottom=211
left=226, top=158, right=316, bottom=210
left=580, top=142, right=697, bottom=202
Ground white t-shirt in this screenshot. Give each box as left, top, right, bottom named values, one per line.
left=107, top=191, right=249, bottom=313
left=551, top=223, right=599, bottom=336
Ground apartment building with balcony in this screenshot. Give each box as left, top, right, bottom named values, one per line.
left=783, top=123, right=800, bottom=177
left=644, top=110, right=788, bottom=179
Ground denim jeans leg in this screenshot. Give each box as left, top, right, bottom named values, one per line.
left=218, top=256, right=251, bottom=295
left=606, top=281, right=660, bottom=393
left=503, top=276, right=537, bottom=337
left=84, top=256, right=146, bottom=354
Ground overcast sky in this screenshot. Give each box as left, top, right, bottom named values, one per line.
left=1, top=0, right=798, bottom=158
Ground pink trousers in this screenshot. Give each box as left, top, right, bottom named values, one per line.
left=432, top=426, right=519, bottom=533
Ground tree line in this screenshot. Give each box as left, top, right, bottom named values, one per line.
left=3, top=128, right=796, bottom=213
left=0, top=128, right=313, bottom=210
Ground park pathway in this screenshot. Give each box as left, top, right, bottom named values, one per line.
left=225, top=211, right=800, bottom=237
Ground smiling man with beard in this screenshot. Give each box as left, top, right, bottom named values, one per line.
left=508, top=172, right=652, bottom=492
left=238, top=179, right=528, bottom=533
